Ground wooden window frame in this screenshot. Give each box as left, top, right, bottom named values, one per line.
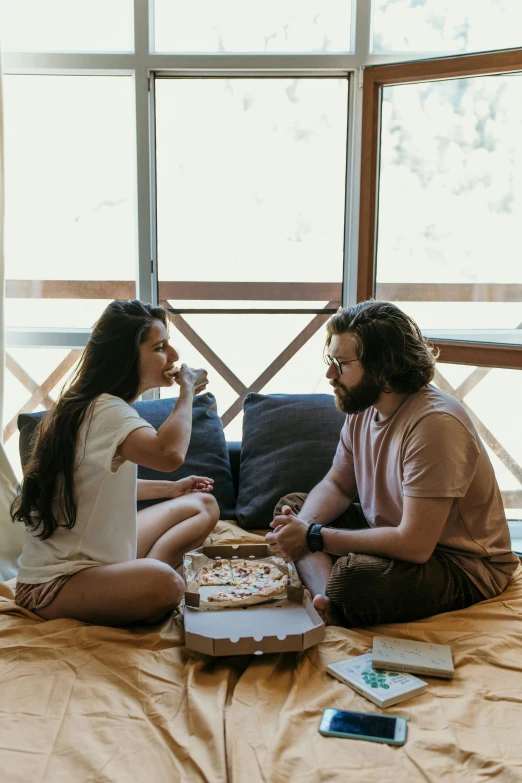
left=358, top=48, right=522, bottom=370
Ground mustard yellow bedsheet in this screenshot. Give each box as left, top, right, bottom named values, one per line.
left=1, top=521, right=521, bottom=783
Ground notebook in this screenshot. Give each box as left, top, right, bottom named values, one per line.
left=372, top=636, right=454, bottom=679
left=326, top=652, right=428, bottom=708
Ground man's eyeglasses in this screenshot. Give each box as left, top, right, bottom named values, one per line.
left=324, top=354, right=359, bottom=376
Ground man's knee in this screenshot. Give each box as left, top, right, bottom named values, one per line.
left=273, top=492, right=308, bottom=518
left=326, top=553, right=391, bottom=602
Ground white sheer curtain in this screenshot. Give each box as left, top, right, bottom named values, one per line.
left=0, top=41, right=5, bottom=424
left=0, top=42, right=23, bottom=582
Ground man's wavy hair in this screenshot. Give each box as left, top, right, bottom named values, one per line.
left=325, top=300, right=438, bottom=394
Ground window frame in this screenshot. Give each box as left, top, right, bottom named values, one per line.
left=2, top=1, right=521, bottom=373
left=358, top=47, right=522, bottom=370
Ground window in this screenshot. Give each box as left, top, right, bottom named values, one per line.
left=2, top=72, right=137, bottom=474
left=1, top=1, right=521, bottom=537
left=155, top=76, right=347, bottom=436
left=376, top=73, right=522, bottom=344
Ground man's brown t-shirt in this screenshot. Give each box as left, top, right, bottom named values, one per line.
left=332, top=384, right=519, bottom=598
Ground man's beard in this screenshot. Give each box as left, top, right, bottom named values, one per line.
left=332, top=373, right=383, bottom=414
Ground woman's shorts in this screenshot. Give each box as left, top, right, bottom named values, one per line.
left=15, top=574, right=73, bottom=612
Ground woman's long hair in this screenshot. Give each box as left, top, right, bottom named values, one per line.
left=11, top=300, right=169, bottom=540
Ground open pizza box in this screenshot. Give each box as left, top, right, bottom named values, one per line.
left=183, top=543, right=325, bottom=656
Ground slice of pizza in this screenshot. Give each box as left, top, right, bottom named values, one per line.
left=207, top=586, right=256, bottom=602
left=195, top=558, right=234, bottom=586
left=207, top=579, right=286, bottom=605
left=231, top=559, right=287, bottom=588
left=245, top=577, right=287, bottom=597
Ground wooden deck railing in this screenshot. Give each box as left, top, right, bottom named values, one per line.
left=4, top=279, right=522, bottom=508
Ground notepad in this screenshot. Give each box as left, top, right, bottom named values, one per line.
left=372, top=636, right=454, bottom=679
left=327, top=652, right=428, bottom=708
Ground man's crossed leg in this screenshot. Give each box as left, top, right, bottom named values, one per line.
left=274, top=493, right=484, bottom=627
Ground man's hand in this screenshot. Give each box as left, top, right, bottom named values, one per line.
left=171, top=476, right=214, bottom=497
left=265, top=505, right=309, bottom=562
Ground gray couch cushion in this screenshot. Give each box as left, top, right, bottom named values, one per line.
left=18, top=393, right=237, bottom=520
left=236, top=393, right=346, bottom=529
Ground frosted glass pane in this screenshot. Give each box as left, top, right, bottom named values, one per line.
left=3, top=75, right=137, bottom=330
left=0, top=0, right=133, bottom=52
left=376, top=74, right=522, bottom=339
left=373, top=0, right=522, bottom=54
left=154, top=0, right=352, bottom=53
left=156, top=78, right=348, bottom=286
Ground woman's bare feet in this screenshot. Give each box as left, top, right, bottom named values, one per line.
left=312, top=594, right=343, bottom=627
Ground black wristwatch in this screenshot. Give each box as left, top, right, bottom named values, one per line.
left=306, top=523, right=324, bottom=553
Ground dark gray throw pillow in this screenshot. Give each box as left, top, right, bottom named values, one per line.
left=236, top=393, right=346, bottom=529
left=17, top=393, right=237, bottom=520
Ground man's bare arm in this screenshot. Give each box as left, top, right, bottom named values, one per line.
left=267, top=495, right=454, bottom=564
left=321, top=495, right=454, bottom=564
left=295, top=465, right=358, bottom=525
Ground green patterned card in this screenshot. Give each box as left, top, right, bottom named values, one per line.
left=327, top=652, right=427, bottom=708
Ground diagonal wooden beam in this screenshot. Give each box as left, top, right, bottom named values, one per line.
left=454, top=366, right=492, bottom=400
left=434, top=369, right=522, bottom=486
left=6, top=352, right=55, bottom=409
left=3, top=349, right=83, bottom=443
left=221, top=304, right=336, bottom=429
left=164, top=306, right=247, bottom=396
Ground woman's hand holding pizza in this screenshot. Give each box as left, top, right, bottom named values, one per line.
left=172, top=364, right=208, bottom=395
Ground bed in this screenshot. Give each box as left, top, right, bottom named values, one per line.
left=1, top=520, right=521, bottom=783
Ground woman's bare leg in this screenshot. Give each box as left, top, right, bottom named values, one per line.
left=137, top=493, right=220, bottom=569
left=35, top=494, right=218, bottom=627
left=36, top=559, right=184, bottom=626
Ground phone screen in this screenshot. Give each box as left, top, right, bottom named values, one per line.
left=327, top=710, right=397, bottom=739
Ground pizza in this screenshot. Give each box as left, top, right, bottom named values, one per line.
left=194, top=557, right=288, bottom=606
left=195, top=558, right=234, bottom=585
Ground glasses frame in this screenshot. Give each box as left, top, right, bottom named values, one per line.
left=324, top=354, right=359, bottom=376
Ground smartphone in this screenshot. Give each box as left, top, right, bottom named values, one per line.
left=319, top=708, right=407, bottom=746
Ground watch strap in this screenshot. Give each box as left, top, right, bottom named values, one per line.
left=306, top=522, right=324, bottom=553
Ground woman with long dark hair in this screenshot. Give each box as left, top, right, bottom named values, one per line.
left=11, top=299, right=220, bottom=626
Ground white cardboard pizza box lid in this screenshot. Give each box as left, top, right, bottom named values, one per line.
left=184, top=596, right=324, bottom=656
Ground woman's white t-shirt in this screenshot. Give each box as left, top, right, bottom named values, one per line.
left=17, top=394, right=154, bottom=584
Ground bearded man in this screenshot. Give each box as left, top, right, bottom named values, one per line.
left=266, top=301, right=518, bottom=627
